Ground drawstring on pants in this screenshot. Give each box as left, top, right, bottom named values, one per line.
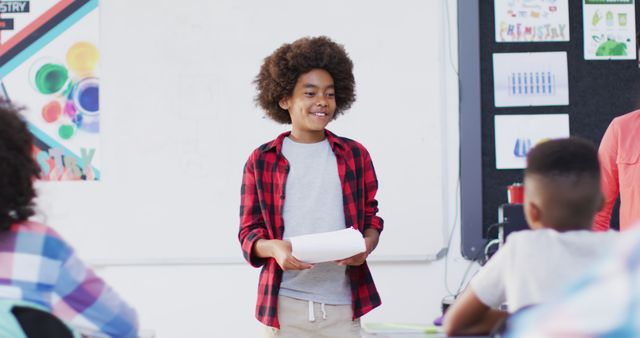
left=307, top=301, right=327, bottom=322
left=308, top=301, right=314, bottom=321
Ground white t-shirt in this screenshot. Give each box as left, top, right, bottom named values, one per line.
left=471, top=228, right=619, bottom=312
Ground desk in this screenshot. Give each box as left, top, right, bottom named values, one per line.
left=138, top=329, right=155, bottom=338
left=362, top=333, right=442, bottom=338
left=362, top=332, right=446, bottom=338
left=82, top=329, right=154, bottom=338
left=362, top=333, right=486, bottom=338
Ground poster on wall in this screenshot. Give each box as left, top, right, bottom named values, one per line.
left=495, top=0, right=570, bottom=42
left=0, top=0, right=100, bottom=181
left=493, top=52, right=569, bottom=107
left=494, top=114, right=570, bottom=169
left=583, top=0, right=636, bottom=60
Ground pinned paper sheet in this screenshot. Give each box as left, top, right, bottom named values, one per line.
left=290, top=228, right=365, bottom=264
left=495, top=0, right=570, bottom=43
left=494, top=114, right=570, bottom=169
left=493, top=52, right=569, bottom=107
left=583, top=0, right=637, bottom=60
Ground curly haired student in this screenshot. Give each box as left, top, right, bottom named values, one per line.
left=238, top=36, right=384, bottom=338
left=0, top=101, right=138, bottom=337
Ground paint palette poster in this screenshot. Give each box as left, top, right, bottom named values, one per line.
left=493, top=52, right=569, bottom=107
left=494, top=114, right=570, bottom=169
left=495, top=0, right=570, bottom=42
left=0, top=0, right=100, bottom=181
left=583, top=0, right=636, bottom=60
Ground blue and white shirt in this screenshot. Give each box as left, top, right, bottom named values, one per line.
left=0, top=221, right=138, bottom=337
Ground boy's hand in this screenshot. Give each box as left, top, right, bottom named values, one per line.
left=270, top=239, right=314, bottom=271
left=336, top=232, right=379, bottom=266
left=336, top=251, right=368, bottom=266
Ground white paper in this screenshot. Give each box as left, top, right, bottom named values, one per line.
left=493, top=52, right=569, bottom=107
left=583, top=0, right=637, bottom=60
left=495, top=0, right=570, bottom=43
left=494, top=114, right=570, bottom=169
left=290, top=228, right=366, bottom=264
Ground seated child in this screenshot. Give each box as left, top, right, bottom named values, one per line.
left=444, top=137, right=619, bottom=336
left=503, top=223, right=638, bottom=337
left=0, top=101, right=138, bottom=337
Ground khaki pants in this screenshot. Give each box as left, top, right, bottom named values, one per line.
left=262, top=296, right=362, bottom=338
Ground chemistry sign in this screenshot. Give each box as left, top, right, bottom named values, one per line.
left=0, top=1, right=30, bottom=30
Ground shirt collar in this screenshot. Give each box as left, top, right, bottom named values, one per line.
left=261, top=129, right=345, bottom=154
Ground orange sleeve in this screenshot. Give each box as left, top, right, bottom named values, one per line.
left=593, top=120, right=619, bottom=231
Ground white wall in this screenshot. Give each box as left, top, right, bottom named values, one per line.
left=30, top=0, right=451, bottom=264
left=88, top=0, right=478, bottom=337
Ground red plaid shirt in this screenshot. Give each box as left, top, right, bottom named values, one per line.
left=238, top=129, right=384, bottom=328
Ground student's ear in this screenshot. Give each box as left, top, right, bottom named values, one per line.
left=524, top=200, right=542, bottom=228
left=279, top=98, right=289, bottom=110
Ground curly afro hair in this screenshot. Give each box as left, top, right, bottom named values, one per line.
left=254, top=36, right=356, bottom=124
left=0, top=101, right=39, bottom=231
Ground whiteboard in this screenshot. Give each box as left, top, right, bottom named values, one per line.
left=32, top=0, right=451, bottom=263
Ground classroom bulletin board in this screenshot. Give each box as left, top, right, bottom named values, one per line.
left=459, top=0, right=640, bottom=260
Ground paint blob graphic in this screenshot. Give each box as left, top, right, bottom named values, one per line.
left=74, top=77, right=99, bottom=114
left=71, top=77, right=99, bottom=132
left=32, top=42, right=100, bottom=139
left=58, top=124, right=75, bottom=140
left=42, top=101, right=62, bottom=123
left=34, top=63, right=68, bottom=94
left=64, top=99, right=77, bottom=118
left=66, top=42, right=99, bottom=75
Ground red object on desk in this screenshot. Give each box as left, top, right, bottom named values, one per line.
left=507, top=183, right=524, bottom=204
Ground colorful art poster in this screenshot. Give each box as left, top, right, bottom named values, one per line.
left=495, top=0, right=570, bottom=42
left=494, top=114, right=570, bottom=169
left=493, top=52, right=569, bottom=107
left=0, top=0, right=100, bottom=181
left=583, top=0, right=636, bottom=60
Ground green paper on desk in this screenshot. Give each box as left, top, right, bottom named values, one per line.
left=362, top=322, right=443, bottom=334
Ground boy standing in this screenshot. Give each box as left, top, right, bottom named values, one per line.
left=444, top=138, right=618, bottom=336
left=238, top=36, right=383, bottom=338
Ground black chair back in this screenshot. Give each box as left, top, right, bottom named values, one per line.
left=11, top=306, right=73, bottom=338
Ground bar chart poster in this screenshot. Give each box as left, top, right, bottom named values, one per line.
left=0, top=0, right=100, bottom=181
left=495, top=0, right=570, bottom=42
left=583, top=0, right=636, bottom=60
left=493, top=52, right=569, bottom=107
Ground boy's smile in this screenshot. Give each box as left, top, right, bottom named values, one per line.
left=280, top=68, right=336, bottom=143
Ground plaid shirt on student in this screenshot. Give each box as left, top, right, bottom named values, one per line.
left=0, top=221, right=138, bottom=338
left=239, top=129, right=384, bottom=329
